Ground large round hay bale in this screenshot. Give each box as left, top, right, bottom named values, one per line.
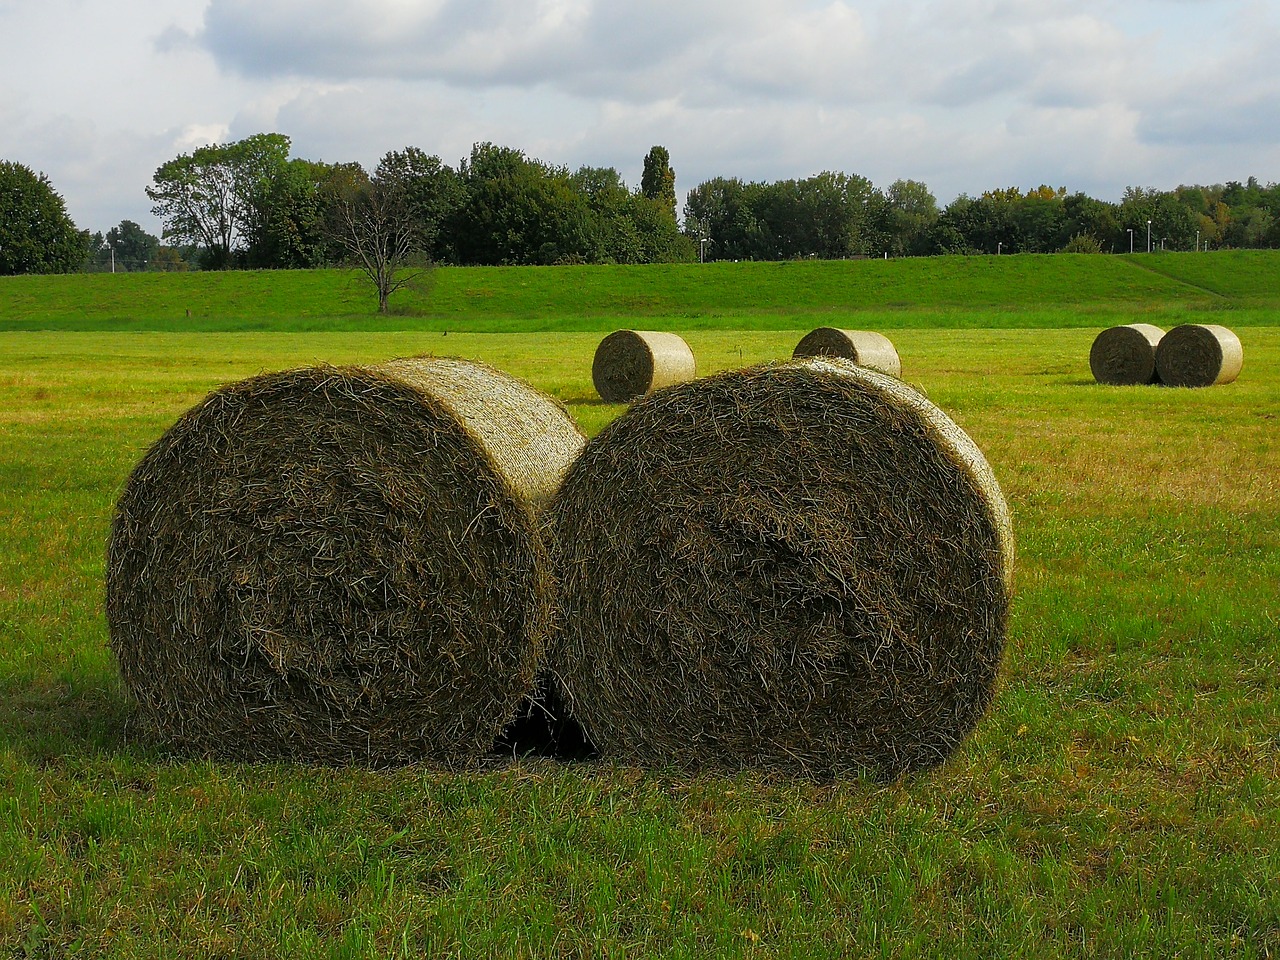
left=592, top=330, right=696, bottom=402
left=1089, top=323, right=1165, bottom=385
left=792, top=328, right=902, bottom=377
left=1154, top=323, right=1243, bottom=387
left=549, top=358, right=1013, bottom=779
left=106, top=357, right=586, bottom=765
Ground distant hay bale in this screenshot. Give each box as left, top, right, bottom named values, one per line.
left=1089, top=323, right=1165, bottom=385
left=1154, top=323, right=1244, bottom=387
left=106, top=357, right=585, bottom=765
left=792, top=328, right=902, bottom=378
left=592, top=330, right=696, bottom=402
left=549, top=358, right=1013, bottom=779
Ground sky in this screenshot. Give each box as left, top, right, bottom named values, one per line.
left=2, top=0, right=1278, bottom=236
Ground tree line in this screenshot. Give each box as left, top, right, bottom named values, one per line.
left=3, top=138, right=1280, bottom=278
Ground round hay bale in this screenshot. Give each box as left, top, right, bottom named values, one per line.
left=1089, top=323, right=1165, bottom=385
left=592, top=330, right=696, bottom=402
left=549, top=358, right=1013, bottom=779
left=792, top=328, right=902, bottom=378
left=106, top=357, right=586, bottom=765
left=1154, top=323, right=1243, bottom=387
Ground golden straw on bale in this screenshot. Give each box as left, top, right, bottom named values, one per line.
left=548, top=357, right=1013, bottom=779
left=792, top=328, right=902, bottom=378
left=1154, top=323, right=1244, bottom=387
left=1089, top=323, right=1165, bottom=385
left=107, top=357, right=585, bottom=765
left=592, top=329, right=696, bottom=402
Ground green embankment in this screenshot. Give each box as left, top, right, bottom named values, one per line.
left=2, top=250, right=1276, bottom=332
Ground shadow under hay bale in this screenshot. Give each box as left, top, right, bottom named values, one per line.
left=1154, top=323, right=1243, bottom=388
left=792, top=328, right=902, bottom=378
left=592, top=330, right=696, bottom=403
left=549, top=358, right=1013, bottom=780
left=107, top=357, right=585, bottom=766
left=492, top=679, right=599, bottom=762
left=1089, top=323, right=1165, bottom=385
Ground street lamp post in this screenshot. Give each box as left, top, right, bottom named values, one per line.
left=997, top=242, right=1002, bottom=255
left=1127, top=228, right=1134, bottom=253
left=1146, top=219, right=1152, bottom=254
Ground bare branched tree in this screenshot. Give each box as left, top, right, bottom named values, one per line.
left=324, top=169, right=425, bottom=313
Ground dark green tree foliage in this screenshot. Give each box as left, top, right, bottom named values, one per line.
left=376, top=148, right=464, bottom=263
left=884, top=180, right=940, bottom=256
left=684, top=173, right=885, bottom=261
left=451, top=143, right=593, bottom=265
left=571, top=165, right=693, bottom=264
left=0, top=161, right=84, bottom=275
left=682, top=177, right=760, bottom=261
left=84, top=220, right=161, bottom=271
left=1216, top=178, right=1280, bottom=248
left=141, top=130, right=1280, bottom=264
left=147, top=133, right=292, bottom=268
left=640, top=146, right=677, bottom=222
left=932, top=186, right=1067, bottom=255
left=254, top=159, right=363, bottom=268
left=1061, top=193, right=1122, bottom=252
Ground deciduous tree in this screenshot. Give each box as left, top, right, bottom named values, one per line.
left=0, top=161, right=84, bottom=275
left=323, top=165, right=424, bottom=313
left=376, top=148, right=464, bottom=263
left=147, top=133, right=292, bottom=268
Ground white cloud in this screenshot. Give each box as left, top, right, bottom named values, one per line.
left=2, top=0, right=1278, bottom=234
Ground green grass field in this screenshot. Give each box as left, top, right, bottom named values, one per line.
left=3, top=249, right=1278, bottom=333
left=1, top=255, right=1278, bottom=957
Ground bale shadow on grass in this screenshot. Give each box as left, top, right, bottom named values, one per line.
left=0, top=675, right=133, bottom=763
left=559, top=394, right=624, bottom=408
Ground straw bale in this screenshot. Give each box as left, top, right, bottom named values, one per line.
left=106, top=357, right=585, bottom=765
left=1089, top=323, right=1165, bottom=385
left=792, top=328, right=902, bottom=378
left=592, top=330, right=696, bottom=402
left=549, top=358, right=1013, bottom=779
left=1154, top=323, right=1244, bottom=387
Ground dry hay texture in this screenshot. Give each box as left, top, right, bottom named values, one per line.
left=549, top=358, right=1014, bottom=779
left=592, top=329, right=696, bottom=402
left=792, top=328, right=902, bottom=378
left=107, top=357, right=586, bottom=765
left=1154, top=323, right=1244, bottom=387
left=1089, top=323, right=1165, bottom=385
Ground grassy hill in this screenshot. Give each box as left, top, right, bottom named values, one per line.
left=2, top=250, right=1277, bottom=332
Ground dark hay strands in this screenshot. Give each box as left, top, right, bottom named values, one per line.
left=106, top=357, right=585, bottom=766
left=792, top=328, right=902, bottom=378
left=549, top=358, right=1013, bottom=780
left=592, top=330, right=696, bottom=402
left=1154, top=323, right=1244, bottom=387
left=1089, top=323, right=1165, bottom=385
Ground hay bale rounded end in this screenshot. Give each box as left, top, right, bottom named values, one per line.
left=792, top=328, right=902, bottom=378
left=106, top=357, right=586, bottom=766
left=550, top=358, right=1013, bottom=780
left=1154, top=323, right=1244, bottom=387
left=1089, top=323, right=1165, bottom=385
left=592, top=330, right=696, bottom=403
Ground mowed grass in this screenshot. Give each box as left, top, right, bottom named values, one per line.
left=3, top=249, right=1279, bottom=333
left=1, top=297, right=1278, bottom=952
